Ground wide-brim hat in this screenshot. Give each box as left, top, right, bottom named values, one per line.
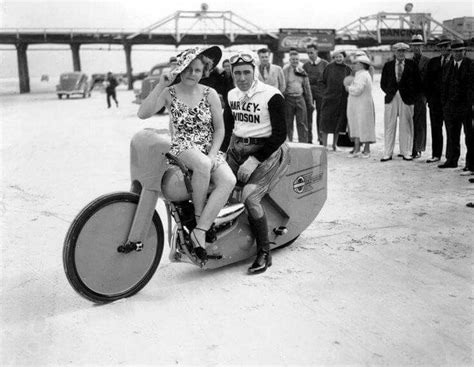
left=409, top=34, right=424, bottom=45
left=172, top=46, right=222, bottom=75
left=436, top=36, right=452, bottom=48
left=354, top=55, right=371, bottom=65
left=392, top=42, right=410, bottom=51
left=451, top=40, right=466, bottom=50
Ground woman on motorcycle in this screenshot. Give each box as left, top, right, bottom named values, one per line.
left=138, top=46, right=236, bottom=262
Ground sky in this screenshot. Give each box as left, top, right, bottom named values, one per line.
left=0, top=0, right=472, bottom=80
left=1, top=0, right=472, bottom=31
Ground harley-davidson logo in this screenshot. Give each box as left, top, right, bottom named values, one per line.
left=292, top=171, right=322, bottom=194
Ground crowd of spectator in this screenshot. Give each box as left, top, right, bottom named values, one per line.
left=246, top=38, right=472, bottom=179
left=204, top=37, right=472, bottom=203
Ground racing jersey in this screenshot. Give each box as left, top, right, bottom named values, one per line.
left=223, top=80, right=287, bottom=162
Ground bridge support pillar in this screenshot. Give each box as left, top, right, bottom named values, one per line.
left=16, top=43, right=30, bottom=94
left=272, top=51, right=284, bottom=67
left=268, top=43, right=284, bottom=67
left=70, top=43, right=81, bottom=71
left=124, top=43, right=133, bottom=90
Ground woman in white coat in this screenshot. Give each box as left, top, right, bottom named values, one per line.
left=345, top=55, right=376, bottom=157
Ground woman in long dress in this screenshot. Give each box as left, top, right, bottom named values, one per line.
left=345, top=55, right=376, bottom=157
left=138, top=46, right=236, bottom=262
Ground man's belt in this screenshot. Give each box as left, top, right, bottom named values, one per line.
left=234, top=136, right=268, bottom=145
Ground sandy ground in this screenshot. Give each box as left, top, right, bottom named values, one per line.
left=0, top=76, right=472, bottom=366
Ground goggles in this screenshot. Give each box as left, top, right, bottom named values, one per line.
left=229, top=52, right=255, bottom=65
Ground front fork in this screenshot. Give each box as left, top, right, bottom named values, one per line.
left=118, top=188, right=160, bottom=253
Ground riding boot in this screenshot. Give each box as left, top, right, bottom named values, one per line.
left=247, top=214, right=272, bottom=274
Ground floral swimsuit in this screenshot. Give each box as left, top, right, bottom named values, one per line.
left=168, top=86, right=225, bottom=165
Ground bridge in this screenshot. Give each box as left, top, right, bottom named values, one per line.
left=0, top=6, right=280, bottom=93
left=0, top=4, right=469, bottom=93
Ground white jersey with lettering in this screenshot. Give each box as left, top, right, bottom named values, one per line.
left=227, top=81, right=282, bottom=138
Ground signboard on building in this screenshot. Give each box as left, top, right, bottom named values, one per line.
left=380, top=28, right=421, bottom=42
left=278, top=28, right=335, bottom=52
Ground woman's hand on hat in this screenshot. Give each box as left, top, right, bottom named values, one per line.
left=159, top=71, right=177, bottom=87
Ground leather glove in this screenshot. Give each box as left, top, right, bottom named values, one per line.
left=237, top=156, right=260, bottom=183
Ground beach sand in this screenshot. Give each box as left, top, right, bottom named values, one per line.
left=1, top=75, right=472, bottom=365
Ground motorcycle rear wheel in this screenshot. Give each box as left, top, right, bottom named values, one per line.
left=63, top=192, right=164, bottom=303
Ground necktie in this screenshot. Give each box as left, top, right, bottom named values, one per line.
left=397, top=61, right=403, bottom=82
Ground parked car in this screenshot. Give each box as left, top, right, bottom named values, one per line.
left=56, top=72, right=91, bottom=99
left=133, top=61, right=175, bottom=105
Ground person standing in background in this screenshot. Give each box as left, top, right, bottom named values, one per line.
left=303, top=44, right=328, bottom=145
left=345, top=55, right=376, bottom=158
left=439, top=40, right=473, bottom=172
left=380, top=43, right=421, bottom=162
left=424, top=38, right=451, bottom=163
left=283, top=50, right=313, bottom=143
left=257, top=48, right=286, bottom=93
left=319, top=50, right=352, bottom=151
left=105, top=72, right=119, bottom=108
left=219, top=59, right=235, bottom=106
left=409, top=34, right=430, bottom=159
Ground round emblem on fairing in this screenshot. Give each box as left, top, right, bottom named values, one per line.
left=293, top=176, right=305, bottom=194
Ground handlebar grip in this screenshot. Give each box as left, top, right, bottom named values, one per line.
left=165, top=152, right=193, bottom=194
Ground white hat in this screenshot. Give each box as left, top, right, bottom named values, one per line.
left=392, top=42, right=410, bottom=51
left=354, top=55, right=371, bottom=65
left=409, top=34, right=424, bottom=45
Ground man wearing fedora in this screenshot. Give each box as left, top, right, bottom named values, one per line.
left=424, top=37, right=452, bottom=163
left=439, top=40, right=473, bottom=173
left=409, top=34, right=430, bottom=159
left=380, top=42, right=421, bottom=162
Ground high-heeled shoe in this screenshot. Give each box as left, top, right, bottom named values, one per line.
left=190, top=227, right=208, bottom=263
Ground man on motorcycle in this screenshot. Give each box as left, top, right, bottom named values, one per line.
left=223, top=51, right=289, bottom=274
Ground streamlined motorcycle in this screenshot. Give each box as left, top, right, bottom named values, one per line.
left=63, top=128, right=327, bottom=303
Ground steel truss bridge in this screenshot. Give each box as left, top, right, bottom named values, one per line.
left=0, top=6, right=468, bottom=93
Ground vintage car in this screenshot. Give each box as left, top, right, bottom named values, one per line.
left=56, top=72, right=91, bottom=99
left=133, top=61, right=175, bottom=105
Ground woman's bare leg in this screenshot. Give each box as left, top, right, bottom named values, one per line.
left=176, top=149, right=212, bottom=233
left=363, top=143, right=370, bottom=154
left=353, top=138, right=361, bottom=153
left=196, top=163, right=236, bottom=237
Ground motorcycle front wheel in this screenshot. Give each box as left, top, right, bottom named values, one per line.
left=63, top=192, right=164, bottom=303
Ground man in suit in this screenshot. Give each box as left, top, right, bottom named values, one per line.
left=439, top=40, right=473, bottom=171
left=409, top=34, right=430, bottom=159
left=303, top=44, right=328, bottom=144
left=424, top=38, right=452, bottom=163
left=257, top=48, right=286, bottom=93
left=380, top=42, right=422, bottom=161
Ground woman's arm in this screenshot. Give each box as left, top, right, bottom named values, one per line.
left=207, top=87, right=225, bottom=156
left=137, top=73, right=175, bottom=119
left=347, top=73, right=367, bottom=96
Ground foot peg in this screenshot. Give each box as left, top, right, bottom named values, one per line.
left=273, top=226, right=288, bottom=236
left=117, top=241, right=143, bottom=253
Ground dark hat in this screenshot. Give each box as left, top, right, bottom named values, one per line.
left=409, top=34, right=424, bottom=45
left=172, top=46, right=222, bottom=75
left=450, top=40, right=466, bottom=50
left=436, top=36, right=452, bottom=47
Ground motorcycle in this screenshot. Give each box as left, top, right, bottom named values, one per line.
left=63, top=128, right=327, bottom=303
